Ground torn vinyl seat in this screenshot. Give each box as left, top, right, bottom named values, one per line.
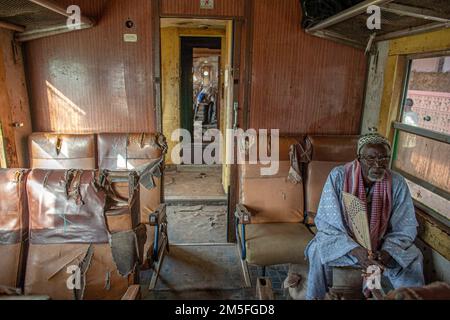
left=235, top=136, right=314, bottom=288
left=23, top=169, right=142, bottom=300
left=303, top=135, right=359, bottom=231
left=29, top=133, right=97, bottom=170
left=0, top=169, right=30, bottom=292
left=97, top=133, right=169, bottom=289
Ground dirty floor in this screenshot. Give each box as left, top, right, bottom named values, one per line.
left=140, top=165, right=290, bottom=300
left=167, top=205, right=227, bottom=244
left=164, top=165, right=227, bottom=203
left=141, top=244, right=290, bottom=300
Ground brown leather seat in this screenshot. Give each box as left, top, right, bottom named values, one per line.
left=0, top=169, right=30, bottom=289
left=235, top=136, right=313, bottom=287
left=304, top=135, right=359, bottom=226
left=24, top=169, right=142, bottom=300
left=97, top=133, right=168, bottom=288
left=239, top=223, right=313, bottom=266
left=29, top=133, right=97, bottom=170
left=97, top=133, right=166, bottom=224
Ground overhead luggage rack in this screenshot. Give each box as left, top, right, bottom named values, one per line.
left=304, top=0, right=450, bottom=49
left=0, top=0, right=95, bottom=42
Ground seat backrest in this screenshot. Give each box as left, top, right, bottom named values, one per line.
left=25, top=169, right=139, bottom=300
left=239, top=136, right=304, bottom=224
left=304, top=135, right=359, bottom=224
left=0, top=169, right=30, bottom=289
left=97, top=133, right=166, bottom=224
left=29, top=133, right=97, bottom=170
left=97, top=133, right=164, bottom=170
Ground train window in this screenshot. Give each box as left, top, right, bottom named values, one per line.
left=392, top=54, right=450, bottom=224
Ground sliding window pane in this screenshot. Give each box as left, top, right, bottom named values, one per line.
left=402, top=56, right=450, bottom=135
left=393, top=131, right=450, bottom=195
left=405, top=179, right=450, bottom=221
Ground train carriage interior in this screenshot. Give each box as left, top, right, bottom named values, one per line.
left=0, top=0, right=449, bottom=304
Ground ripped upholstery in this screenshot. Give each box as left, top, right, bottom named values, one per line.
left=110, top=231, right=139, bottom=277
left=28, top=169, right=109, bottom=244
left=25, top=169, right=142, bottom=300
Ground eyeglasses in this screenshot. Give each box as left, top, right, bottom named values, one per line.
left=360, top=156, right=391, bottom=166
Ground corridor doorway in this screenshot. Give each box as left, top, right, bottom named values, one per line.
left=180, top=36, right=221, bottom=138
left=160, top=18, right=233, bottom=245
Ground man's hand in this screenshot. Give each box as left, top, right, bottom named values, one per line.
left=376, top=250, right=395, bottom=268
left=350, top=247, right=384, bottom=270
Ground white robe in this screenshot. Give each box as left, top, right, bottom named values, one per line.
left=305, top=166, right=425, bottom=300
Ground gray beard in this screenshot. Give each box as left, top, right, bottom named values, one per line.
left=368, top=169, right=386, bottom=182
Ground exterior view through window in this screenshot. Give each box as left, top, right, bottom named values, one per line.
left=393, top=55, right=450, bottom=222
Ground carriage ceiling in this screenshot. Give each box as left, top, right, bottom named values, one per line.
left=305, top=0, right=450, bottom=50
left=0, top=0, right=94, bottom=41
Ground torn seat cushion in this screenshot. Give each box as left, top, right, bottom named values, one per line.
left=97, top=133, right=163, bottom=171
left=240, top=223, right=313, bottom=266
left=27, top=170, right=109, bottom=244
left=25, top=169, right=139, bottom=300
left=97, top=133, right=164, bottom=224
left=25, top=244, right=132, bottom=300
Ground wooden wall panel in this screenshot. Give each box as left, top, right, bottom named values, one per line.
left=0, top=29, right=32, bottom=168
left=161, top=0, right=244, bottom=17
left=249, top=0, right=367, bottom=135
left=24, top=0, right=156, bottom=133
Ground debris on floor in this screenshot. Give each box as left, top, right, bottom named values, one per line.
left=167, top=205, right=227, bottom=244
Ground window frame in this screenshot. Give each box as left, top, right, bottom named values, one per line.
left=391, top=51, right=450, bottom=227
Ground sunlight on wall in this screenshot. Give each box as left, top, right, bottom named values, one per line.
left=46, top=80, right=86, bottom=132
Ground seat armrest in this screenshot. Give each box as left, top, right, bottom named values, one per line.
left=149, top=204, right=167, bottom=226
left=121, top=285, right=141, bottom=300
left=235, top=204, right=252, bottom=224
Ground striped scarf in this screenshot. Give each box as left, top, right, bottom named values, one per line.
left=343, top=160, right=392, bottom=251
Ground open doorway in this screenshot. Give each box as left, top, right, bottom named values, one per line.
left=160, top=18, right=233, bottom=245
left=193, top=47, right=221, bottom=131
left=180, top=36, right=221, bottom=138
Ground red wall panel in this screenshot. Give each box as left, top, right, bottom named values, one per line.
left=161, top=0, right=244, bottom=17
left=249, top=0, right=367, bottom=135
left=25, top=0, right=156, bottom=133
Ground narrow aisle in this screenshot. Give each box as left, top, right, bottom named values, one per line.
left=140, top=164, right=290, bottom=300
